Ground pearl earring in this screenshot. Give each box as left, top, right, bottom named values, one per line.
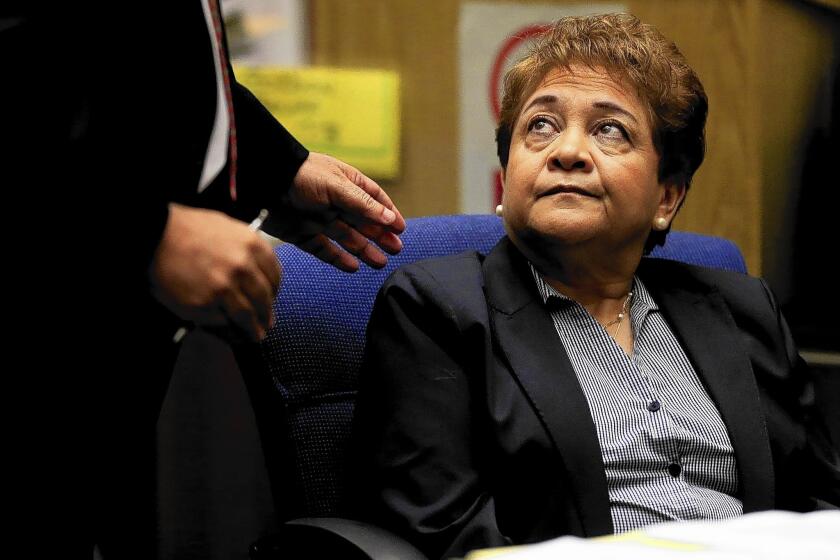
left=654, top=217, right=669, bottom=230
left=495, top=204, right=504, bottom=217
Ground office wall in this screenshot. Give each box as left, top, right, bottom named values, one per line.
left=754, top=0, right=837, bottom=302
left=310, top=0, right=838, bottom=278
left=310, top=1, right=462, bottom=218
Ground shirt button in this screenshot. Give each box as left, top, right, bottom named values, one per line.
left=647, top=400, right=661, bottom=412
left=668, top=463, right=682, bottom=478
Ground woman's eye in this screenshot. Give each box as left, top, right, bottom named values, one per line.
left=596, top=122, right=627, bottom=140
left=527, top=117, right=556, bottom=135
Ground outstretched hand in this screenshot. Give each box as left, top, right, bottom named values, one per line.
left=266, top=152, right=406, bottom=272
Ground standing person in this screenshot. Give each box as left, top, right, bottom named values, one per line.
left=3, top=3, right=405, bottom=558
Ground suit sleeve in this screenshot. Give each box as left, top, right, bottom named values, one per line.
left=349, top=265, right=511, bottom=560
left=228, top=79, right=309, bottom=220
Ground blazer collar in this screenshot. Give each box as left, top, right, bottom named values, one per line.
left=482, top=239, right=775, bottom=535
left=638, top=259, right=775, bottom=511
left=483, top=237, right=613, bottom=536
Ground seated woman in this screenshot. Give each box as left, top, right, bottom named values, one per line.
left=349, top=13, right=839, bottom=560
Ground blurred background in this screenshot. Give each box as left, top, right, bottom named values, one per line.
left=157, top=1, right=839, bottom=558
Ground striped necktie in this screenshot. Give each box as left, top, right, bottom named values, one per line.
left=206, top=0, right=238, bottom=200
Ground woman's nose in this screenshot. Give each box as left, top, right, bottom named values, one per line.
left=548, top=128, right=593, bottom=172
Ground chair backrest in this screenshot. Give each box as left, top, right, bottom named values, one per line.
left=242, top=214, right=747, bottom=520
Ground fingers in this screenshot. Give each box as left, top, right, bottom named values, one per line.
left=296, top=233, right=361, bottom=273
left=331, top=181, right=396, bottom=231
left=152, top=205, right=280, bottom=342
left=252, top=237, right=282, bottom=305
left=281, top=210, right=402, bottom=271
left=228, top=236, right=278, bottom=338
left=287, top=152, right=407, bottom=272
left=336, top=161, right=407, bottom=234
left=222, top=287, right=266, bottom=342
left=297, top=219, right=401, bottom=272
left=301, top=211, right=402, bottom=258
left=323, top=220, right=390, bottom=269
left=351, top=222, right=403, bottom=255
left=322, top=157, right=406, bottom=234
left=315, top=160, right=407, bottom=262
left=190, top=238, right=277, bottom=341
left=209, top=260, right=275, bottom=342
left=193, top=273, right=273, bottom=343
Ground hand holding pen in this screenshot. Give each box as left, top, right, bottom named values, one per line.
left=172, top=208, right=272, bottom=343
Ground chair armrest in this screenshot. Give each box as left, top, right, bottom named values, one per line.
left=250, top=517, right=428, bottom=560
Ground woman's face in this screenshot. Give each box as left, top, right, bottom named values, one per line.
left=502, top=65, right=684, bottom=257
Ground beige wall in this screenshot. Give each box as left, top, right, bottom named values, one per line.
left=755, top=0, right=836, bottom=298
left=631, top=0, right=764, bottom=274
left=310, top=0, right=838, bottom=277
left=310, top=1, right=461, bottom=217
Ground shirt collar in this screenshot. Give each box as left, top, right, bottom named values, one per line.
left=527, top=262, right=659, bottom=316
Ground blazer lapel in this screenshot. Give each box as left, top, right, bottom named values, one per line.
left=640, top=259, right=775, bottom=511
left=483, top=238, right=612, bottom=536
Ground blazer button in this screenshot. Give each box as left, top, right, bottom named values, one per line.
left=668, top=463, right=682, bottom=477
left=647, top=400, right=661, bottom=412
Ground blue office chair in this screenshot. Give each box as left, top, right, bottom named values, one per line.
left=240, top=214, right=747, bottom=559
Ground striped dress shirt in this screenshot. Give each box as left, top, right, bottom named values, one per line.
left=529, top=265, right=743, bottom=533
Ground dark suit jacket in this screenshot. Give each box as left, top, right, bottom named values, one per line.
left=351, top=237, right=840, bottom=560
left=6, top=4, right=307, bottom=272
left=4, top=5, right=307, bottom=556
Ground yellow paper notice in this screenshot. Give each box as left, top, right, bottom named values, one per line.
left=234, top=66, right=400, bottom=179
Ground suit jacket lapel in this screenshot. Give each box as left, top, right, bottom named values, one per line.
left=483, top=238, right=612, bottom=536
left=639, top=259, right=775, bottom=511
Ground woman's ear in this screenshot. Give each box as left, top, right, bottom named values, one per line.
left=499, top=168, right=507, bottom=203
left=657, top=180, right=687, bottom=222
left=496, top=169, right=506, bottom=217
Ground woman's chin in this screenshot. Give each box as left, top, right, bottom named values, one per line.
left=505, top=227, right=593, bottom=265
left=518, top=217, right=602, bottom=247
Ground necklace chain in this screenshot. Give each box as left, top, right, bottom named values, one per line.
left=605, top=291, right=633, bottom=337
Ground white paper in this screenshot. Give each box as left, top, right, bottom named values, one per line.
left=468, top=510, right=840, bottom=560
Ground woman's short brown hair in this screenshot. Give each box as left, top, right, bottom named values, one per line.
left=496, top=13, right=707, bottom=187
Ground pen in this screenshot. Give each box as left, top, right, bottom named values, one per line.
left=247, top=208, right=269, bottom=233
left=172, top=209, right=270, bottom=344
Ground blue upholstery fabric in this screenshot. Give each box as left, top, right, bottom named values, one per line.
left=252, top=214, right=747, bottom=518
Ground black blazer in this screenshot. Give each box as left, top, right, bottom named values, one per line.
left=351, top=237, right=839, bottom=560
left=6, top=5, right=308, bottom=291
